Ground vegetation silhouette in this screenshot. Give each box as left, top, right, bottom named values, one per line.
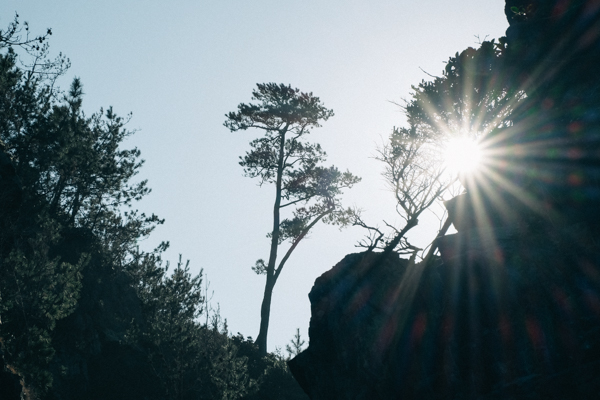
left=0, top=17, right=307, bottom=400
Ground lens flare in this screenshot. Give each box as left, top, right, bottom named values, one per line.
left=443, top=136, right=482, bottom=174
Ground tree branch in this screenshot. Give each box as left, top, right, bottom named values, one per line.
left=273, top=209, right=331, bottom=283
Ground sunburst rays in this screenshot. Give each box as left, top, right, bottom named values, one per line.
left=442, top=135, right=482, bottom=174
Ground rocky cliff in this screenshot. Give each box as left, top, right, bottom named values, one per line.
left=289, top=2, right=600, bottom=398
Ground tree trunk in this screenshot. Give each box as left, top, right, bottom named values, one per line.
left=422, top=214, right=453, bottom=267
left=256, top=129, right=286, bottom=355
left=255, top=275, right=275, bottom=355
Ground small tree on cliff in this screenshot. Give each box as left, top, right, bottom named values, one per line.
left=356, top=39, right=523, bottom=257
left=225, top=83, right=360, bottom=355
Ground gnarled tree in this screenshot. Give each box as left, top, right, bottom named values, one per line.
left=356, top=39, right=524, bottom=258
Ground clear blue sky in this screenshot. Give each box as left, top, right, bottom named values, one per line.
left=1, top=1, right=508, bottom=352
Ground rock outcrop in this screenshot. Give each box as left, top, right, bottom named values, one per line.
left=289, top=228, right=600, bottom=399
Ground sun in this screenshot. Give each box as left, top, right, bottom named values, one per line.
left=442, top=135, right=482, bottom=174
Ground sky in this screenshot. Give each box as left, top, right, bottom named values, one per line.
left=1, top=1, right=509, bottom=352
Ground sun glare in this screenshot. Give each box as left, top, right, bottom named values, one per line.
left=443, top=136, right=482, bottom=174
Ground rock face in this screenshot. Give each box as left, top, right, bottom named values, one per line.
left=289, top=228, right=600, bottom=399
left=289, top=252, right=416, bottom=399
